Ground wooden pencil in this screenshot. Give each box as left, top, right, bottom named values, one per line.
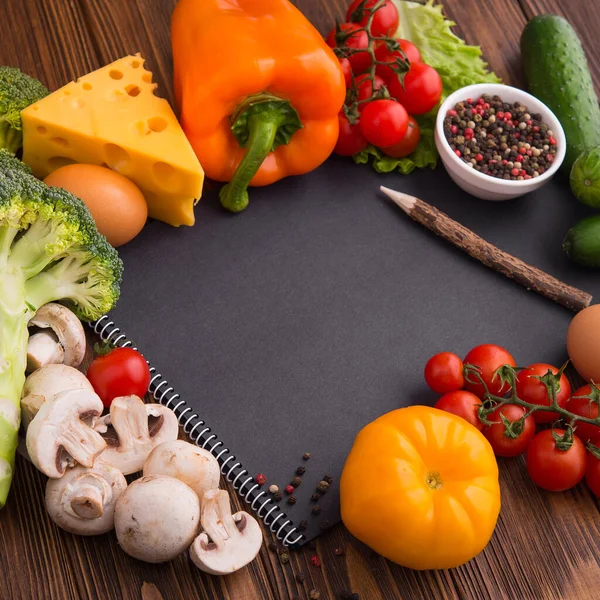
left=380, top=186, right=593, bottom=313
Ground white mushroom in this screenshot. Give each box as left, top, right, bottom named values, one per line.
left=94, top=395, right=179, bottom=475
left=27, top=303, right=86, bottom=371
left=26, top=388, right=107, bottom=478
left=45, top=460, right=127, bottom=535
left=20, top=364, right=94, bottom=431
left=115, top=475, right=200, bottom=563
left=143, top=440, right=220, bottom=504
left=190, top=489, right=262, bottom=575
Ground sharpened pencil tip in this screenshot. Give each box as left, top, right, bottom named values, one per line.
left=379, top=186, right=417, bottom=214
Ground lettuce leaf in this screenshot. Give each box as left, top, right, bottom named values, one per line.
left=354, top=0, right=501, bottom=174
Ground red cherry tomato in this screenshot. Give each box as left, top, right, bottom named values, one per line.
left=359, top=99, right=409, bottom=148
left=435, top=390, right=483, bottom=431
left=346, top=0, right=399, bottom=37
left=526, top=429, right=586, bottom=492
left=355, top=73, right=386, bottom=105
left=381, top=116, right=421, bottom=158
left=586, top=453, right=600, bottom=498
left=424, top=351, right=464, bottom=394
left=326, top=23, right=371, bottom=74
left=386, top=61, right=443, bottom=115
left=483, top=404, right=536, bottom=457
left=515, top=363, right=570, bottom=424
left=567, top=385, right=600, bottom=445
left=339, top=58, right=353, bottom=88
left=335, top=113, right=368, bottom=156
left=87, top=347, right=151, bottom=408
left=463, top=344, right=516, bottom=399
left=375, top=39, right=422, bottom=81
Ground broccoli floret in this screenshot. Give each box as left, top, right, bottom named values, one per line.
left=0, top=150, right=31, bottom=176
left=0, top=167, right=123, bottom=506
left=0, top=67, right=49, bottom=153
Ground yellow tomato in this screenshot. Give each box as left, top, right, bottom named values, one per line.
left=340, top=406, right=500, bottom=570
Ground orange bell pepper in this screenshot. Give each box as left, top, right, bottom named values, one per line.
left=171, top=0, right=346, bottom=212
left=340, top=406, right=501, bottom=570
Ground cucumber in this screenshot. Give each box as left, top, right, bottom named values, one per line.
left=563, top=215, right=600, bottom=267
left=521, top=15, right=600, bottom=173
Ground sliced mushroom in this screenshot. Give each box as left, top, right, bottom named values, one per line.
left=143, top=440, right=220, bottom=504
left=190, top=489, right=262, bottom=575
left=115, top=475, right=200, bottom=563
left=94, top=395, right=178, bottom=475
left=20, top=364, right=94, bottom=431
left=45, top=460, right=127, bottom=535
left=27, top=303, right=86, bottom=371
left=26, top=388, right=107, bottom=478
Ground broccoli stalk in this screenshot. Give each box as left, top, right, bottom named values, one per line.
left=0, top=156, right=122, bottom=506
left=0, top=67, right=49, bottom=154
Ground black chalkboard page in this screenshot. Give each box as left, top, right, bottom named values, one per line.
left=107, top=155, right=599, bottom=544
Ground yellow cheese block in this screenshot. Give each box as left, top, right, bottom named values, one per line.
left=21, top=54, right=204, bottom=227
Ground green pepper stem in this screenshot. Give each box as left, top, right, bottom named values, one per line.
left=220, top=111, right=282, bottom=213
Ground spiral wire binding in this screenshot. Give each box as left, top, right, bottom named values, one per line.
left=90, top=316, right=304, bottom=547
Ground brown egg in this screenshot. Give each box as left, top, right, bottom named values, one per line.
left=44, top=164, right=147, bottom=247
left=566, top=304, right=600, bottom=382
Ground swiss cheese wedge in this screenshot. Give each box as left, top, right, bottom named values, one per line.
left=21, top=54, right=204, bottom=227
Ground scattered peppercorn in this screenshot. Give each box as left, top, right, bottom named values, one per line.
left=296, top=466, right=306, bottom=476
left=310, top=555, right=321, bottom=567
left=333, top=546, right=345, bottom=556
left=255, top=473, right=267, bottom=485
left=311, top=492, right=321, bottom=502
left=287, top=496, right=297, bottom=505
left=273, top=491, right=283, bottom=502
left=319, top=520, right=330, bottom=530
left=298, top=519, right=308, bottom=531
left=312, top=505, right=322, bottom=515
left=309, top=590, right=321, bottom=600
left=303, top=452, right=312, bottom=461
left=317, top=481, right=329, bottom=493
left=268, top=541, right=278, bottom=552
left=269, top=484, right=279, bottom=494
left=323, top=474, right=333, bottom=484
left=291, top=476, right=302, bottom=488
left=296, top=572, right=307, bottom=584
left=443, top=95, right=557, bottom=180
left=285, top=484, right=295, bottom=495
left=279, top=551, right=290, bottom=565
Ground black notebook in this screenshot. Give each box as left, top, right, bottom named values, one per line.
left=98, top=155, right=599, bottom=546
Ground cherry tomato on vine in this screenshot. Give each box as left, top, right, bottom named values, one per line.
left=424, top=351, right=464, bottom=394
left=355, top=73, right=386, bottom=105
left=87, top=347, right=151, bottom=408
left=386, top=61, right=443, bottom=115
left=463, top=344, right=516, bottom=399
left=326, top=23, right=371, bottom=74
left=526, top=429, right=586, bottom=492
left=339, top=58, right=353, bottom=88
left=435, top=390, right=483, bottom=431
left=586, top=453, right=600, bottom=498
left=567, top=385, right=600, bottom=445
left=359, top=99, right=409, bottom=148
left=515, top=363, right=570, bottom=424
left=335, top=113, right=368, bottom=156
left=381, top=116, right=421, bottom=158
left=346, top=0, right=400, bottom=37
left=483, top=404, right=536, bottom=457
left=375, top=39, right=422, bottom=81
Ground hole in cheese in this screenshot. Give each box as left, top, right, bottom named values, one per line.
left=142, top=72, right=153, bottom=84
left=148, top=117, right=167, bottom=133
left=109, top=70, right=124, bottom=80
left=50, top=137, right=68, bottom=147
left=125, top=85, right=141, bottom=97
left=133, top=121, right=151, bottom=136
left=131, top=60, right=141, bottom=68
left=64, top=90, right=71, bottom=96
left=153, top=162, right=181, bottom=191
left=82, top=82, right=93, bottom=91
left=37, top=126, right=47, bottom=135
left=48, top=156, right=76, bottom=170
left=105, top=143, right=131, bottom=172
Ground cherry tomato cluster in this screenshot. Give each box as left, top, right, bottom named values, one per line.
left=424, top=344, right=600, bottom=498
left=326, top=0, right=442, bottom=159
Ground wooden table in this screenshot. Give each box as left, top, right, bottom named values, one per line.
left=1, top=1, right=600, bottom=599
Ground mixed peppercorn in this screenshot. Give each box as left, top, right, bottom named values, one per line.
left=443, top=95, right=558, bottom=180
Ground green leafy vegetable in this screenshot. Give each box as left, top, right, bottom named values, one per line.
left=354, top=0, right=500, bottom=174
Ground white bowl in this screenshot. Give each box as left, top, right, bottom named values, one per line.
left=434, top=83, right=566, bottom=201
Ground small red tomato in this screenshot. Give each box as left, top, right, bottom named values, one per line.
left=386, top=61, right=443, bottom=115
left=355, top=73, right=386, bottom=105
left=375, top=39, right=422, bottom=81
left=359, top=99, right=409, bottom=148
left=424, top=351, right=464, bottom=394
left=339, top=58, right=353, bottom=88
left=335, top=113, right=368, bottom=156
left=381, top=116, right=421, bottom=158
left=515, top=363, right=571, bottom=424
left=526, top=429, right=586, bottom=492
left=435, top=390, right=483, bottom=431
left=586, top=453, right=600, bottom=498
left=87, top=347, right=151, bottom=408
left=567, top=385, right=600, bottom=445
left=326, top=23, right=371, bottom=74
left=463, top=344, right=516, bottom=398
left=346, top=0, right=399, bottom=37
left=483, top=404, right=536, bottom=457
